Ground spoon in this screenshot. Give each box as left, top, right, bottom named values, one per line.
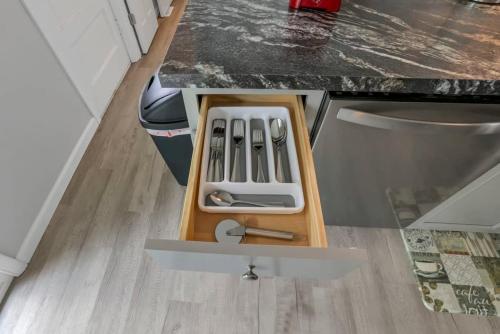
left=209, top=191, right=283, bottom=207
left=270, top=119, right=287, bottom=183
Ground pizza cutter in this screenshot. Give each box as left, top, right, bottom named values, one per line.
left=215, top=219, right=294, bottom=244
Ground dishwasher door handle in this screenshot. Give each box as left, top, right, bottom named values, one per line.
left=337, top=107, right=500, bottom=135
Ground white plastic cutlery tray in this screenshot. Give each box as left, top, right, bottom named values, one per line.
left=198, top=106, right=304, bottom=214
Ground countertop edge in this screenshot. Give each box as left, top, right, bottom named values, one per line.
left=158, top=72, right=500, bottom=96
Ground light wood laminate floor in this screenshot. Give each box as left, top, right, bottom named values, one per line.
left=1, top=1, right=500, bottom=332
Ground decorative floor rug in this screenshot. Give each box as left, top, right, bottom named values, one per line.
left=402, top=229, right=500, bottom=316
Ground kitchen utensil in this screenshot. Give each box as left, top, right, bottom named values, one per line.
left=215, top=219, right=243, bottom=243
left=271, top=118, right=287, bottom=183
left=215, top=219, right=294, bottom=244
left=207, top=136, right=218, bottom=181
left=214, top=137, right=224, bottom=182
left=231, top=119, right=245, bottom=182
left=227, top=224, right=294, bottom=240
left=217, top=121, right=226, bottom=181
left=209, top=191, right=284, bottom=207
left=252, top=129, right=266, bottom=183
left=206, top=193, right=294, bottom=207
left=207, top=119, right=225, bottom=182
left=199, top=106, right=305, bottom=215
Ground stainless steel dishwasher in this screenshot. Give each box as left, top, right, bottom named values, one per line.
left=312, top=96, right=500, bottom=229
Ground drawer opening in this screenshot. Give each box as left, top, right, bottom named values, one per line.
left=179, top=95, right=328, bottom=248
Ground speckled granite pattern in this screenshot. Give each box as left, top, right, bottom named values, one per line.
left=159, top=0, right=500, bottom=95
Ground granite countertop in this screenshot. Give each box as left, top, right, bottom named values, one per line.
left=159, top=0, right=500, bottom=95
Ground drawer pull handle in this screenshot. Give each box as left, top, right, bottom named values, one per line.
left=242, top=265, right=258, bottom=280
left=337, top=107, right=500, bottom=135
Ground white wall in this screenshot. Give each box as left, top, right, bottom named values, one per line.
left=0, top=0, right=94, bottom=269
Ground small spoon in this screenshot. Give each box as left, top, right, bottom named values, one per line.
left=209, top=191, right=283, bottom=207
left=270, top=119, right=287, bottom=182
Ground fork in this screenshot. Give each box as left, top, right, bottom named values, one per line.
left=214, top=120, right=225, bottom=182
left=208, top=120, right=225, bottom=181
left=207, top=136, right=218, bottom=181
left=252, top=129, right=266, bottom=183
left=230, top=120, right=245, bottom=182
left=214, top=137, right=224, bottom=182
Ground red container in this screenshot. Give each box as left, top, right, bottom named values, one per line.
left=289, top=0, right=341, bottom=12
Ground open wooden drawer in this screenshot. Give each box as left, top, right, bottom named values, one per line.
left=181, top=94, right=327, bottom=247
left=146, top=94, right=366, bottom=279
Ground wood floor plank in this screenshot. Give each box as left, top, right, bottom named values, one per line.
left=123, top=256, right=173, bottom=334
left=9, top=168, right=112, bottom=334
left=312, top=284, right=356, bottom=334
left=339, top=270, right=399, bottom=334
left=128, top=150, right=164, bottom=215
left=147, top=171, right=185, bottom=240
left=197, top=274, right=260, bottom=334
left=384, top=282, right=440, bottom=334
left=452, top=313, right=499, bottom=334
left=86, top=212, right=149, bottom=334
left=48, top=245, right=112, bottom=334
left=161, top=301, right=202, bottom=334
left=0, top=205, right=65, bottom=332
left=382, top=228, right=417, bottom=284
left=258, top=278, right=300, bottom=334
left=488, top=317, right=500, bottom=331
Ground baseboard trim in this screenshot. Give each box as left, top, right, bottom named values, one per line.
left=0, top=272, right=14, bottom=302
left=0, top=253, right=26, bottom=277
left=16, top=118, right=99, bottom=263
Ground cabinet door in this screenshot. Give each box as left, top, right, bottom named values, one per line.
left=24, top=0, right=130, bottom=118
left=145, top=94, right=367, bottom=279
left=126, top=0, right=158, bottom=53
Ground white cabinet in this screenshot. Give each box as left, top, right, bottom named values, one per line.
left=156, top=0, right=173, bottom=17
left=126, top=0, right=159, bottom=53
left=23, top=0, right=130, bottom=119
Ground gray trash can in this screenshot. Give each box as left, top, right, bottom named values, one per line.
left=139, top=74, right=192, bottom=186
